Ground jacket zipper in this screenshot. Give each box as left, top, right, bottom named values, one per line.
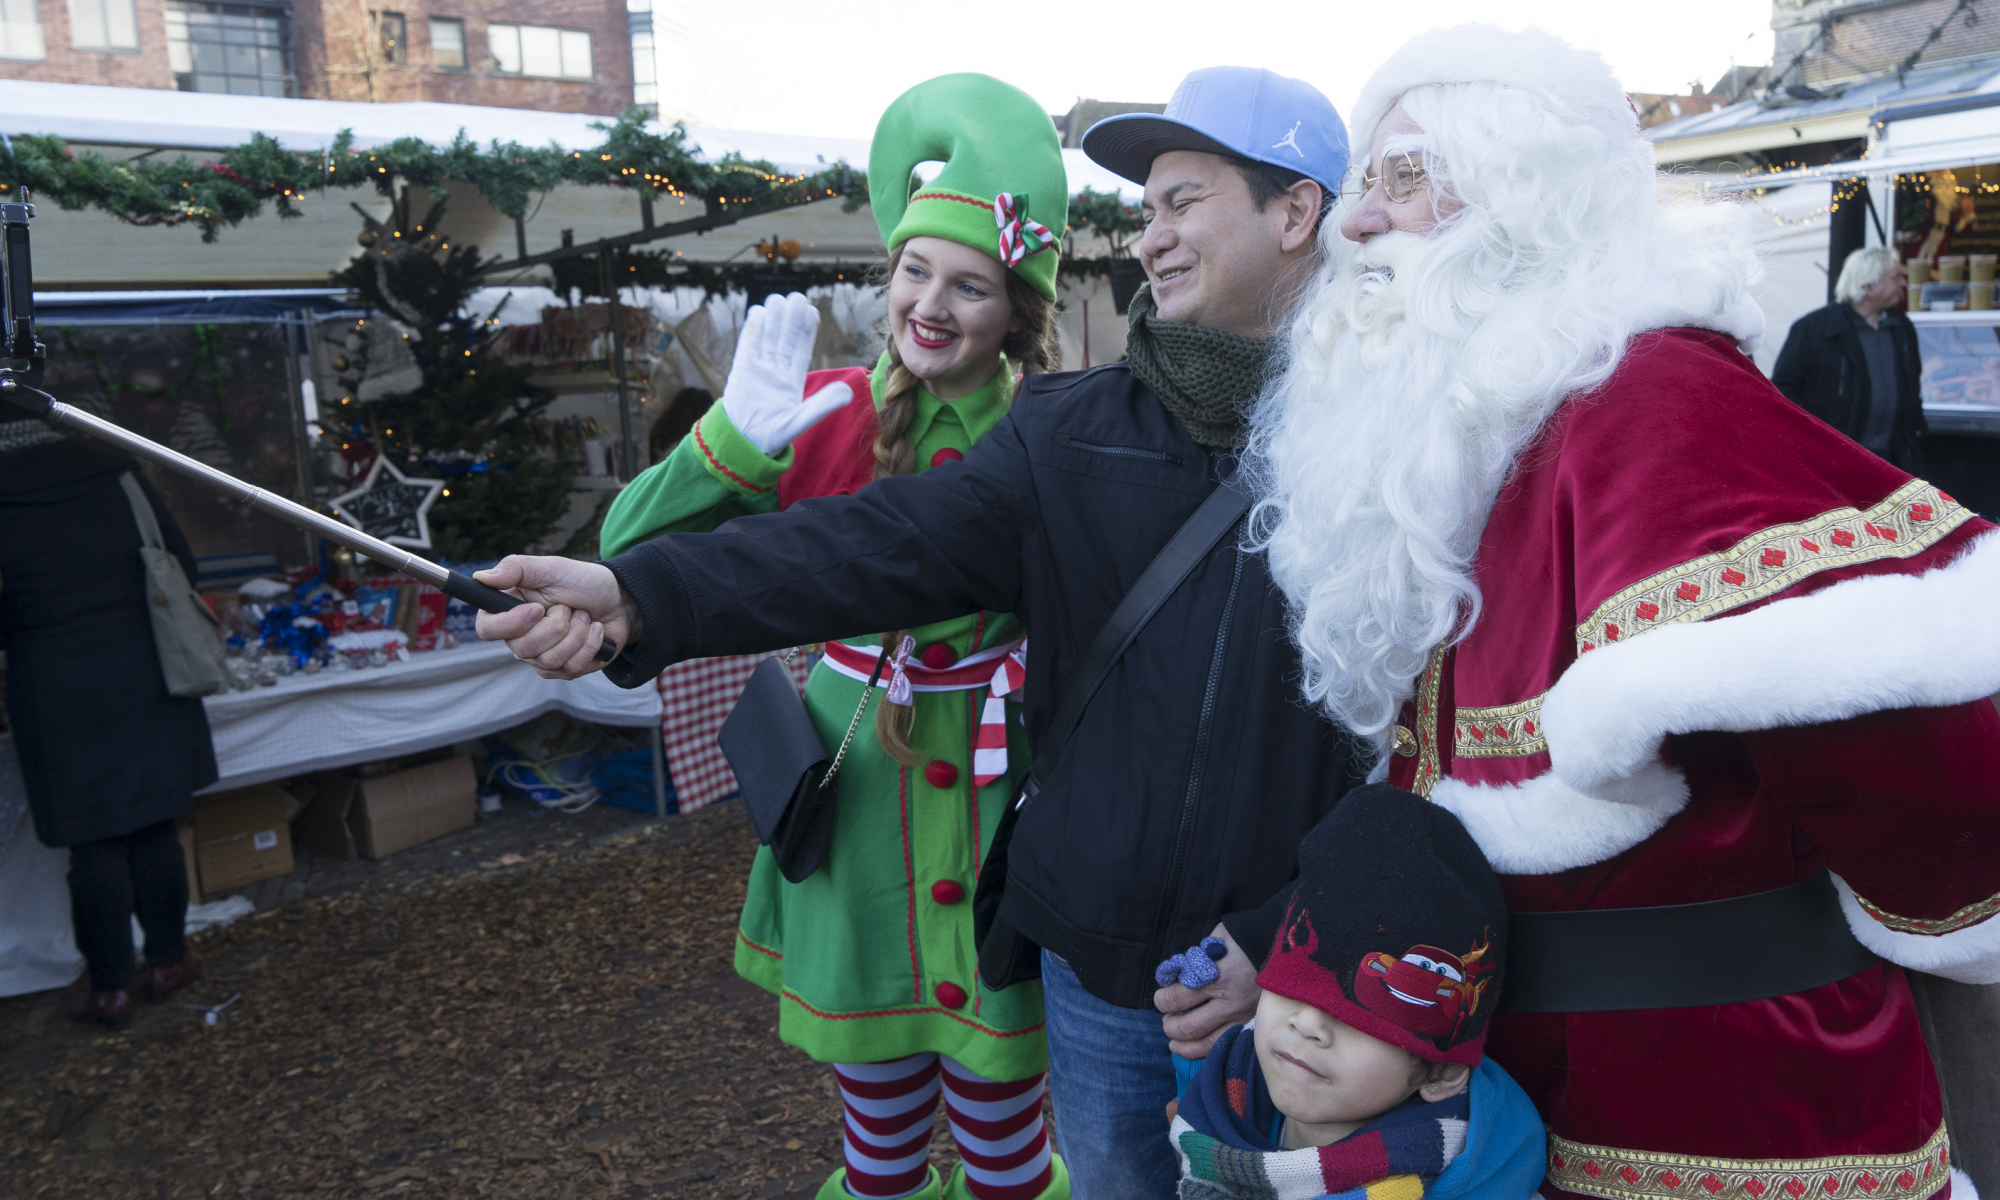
left=1143, top=531, right=1246, bottom=973
left=1057, top=434, right=1184, bottom=465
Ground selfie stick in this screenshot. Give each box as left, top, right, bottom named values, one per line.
left=0, top=201, right=616, bottom=664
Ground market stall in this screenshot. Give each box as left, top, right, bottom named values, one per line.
left=1707, top=91, right=2000, bottom=518
left=200, top=636, right=660, bottom=798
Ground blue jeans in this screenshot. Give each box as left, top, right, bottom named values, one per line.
left=1041, top=950, right=1180, bottom=1200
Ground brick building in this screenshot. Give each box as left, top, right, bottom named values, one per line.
left=0, top=0, right=646, bottom=114
left=1775, top=0, right=2000, bottom=88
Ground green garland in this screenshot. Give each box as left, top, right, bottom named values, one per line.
left=0, top=108, right=860, bottom=242
left=0, top=109, right=1151, bottom=281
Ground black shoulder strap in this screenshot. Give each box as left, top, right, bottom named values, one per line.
left=1019, top=471, right=1253, bottom=803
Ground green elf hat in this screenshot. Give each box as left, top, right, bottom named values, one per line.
left=869, top=73, right=1069, bottom=301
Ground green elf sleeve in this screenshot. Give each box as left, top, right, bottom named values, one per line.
left=599, top=400, right=792, bottom=557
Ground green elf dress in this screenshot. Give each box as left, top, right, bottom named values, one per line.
left=600, top=72, right=1071, bottom=1200
left=598, top=352, right=1045, bottom=1073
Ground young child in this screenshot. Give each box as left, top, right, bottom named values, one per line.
left=1167, top=786, right=1546, bottom=1200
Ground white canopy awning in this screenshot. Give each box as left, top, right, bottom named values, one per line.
left=0, top=79, right=1146, bottom=201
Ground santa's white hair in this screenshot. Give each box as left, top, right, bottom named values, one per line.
left=1245, top=25, right=1764, bottom=753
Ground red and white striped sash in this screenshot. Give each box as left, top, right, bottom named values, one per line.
left=819, top=637, right=1028, bottom=787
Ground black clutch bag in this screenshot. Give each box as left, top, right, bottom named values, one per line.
left=719, top=651, right=881, bottom=884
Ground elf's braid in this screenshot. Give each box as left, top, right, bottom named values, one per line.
left=999, top=268, right=1061, bottom=378
left=868, top=248, right=1062, bottom=767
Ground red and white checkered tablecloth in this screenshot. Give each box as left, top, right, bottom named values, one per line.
left=655, top=651, right=813, bottom=813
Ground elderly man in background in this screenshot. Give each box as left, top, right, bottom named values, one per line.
left=1772, top=246, right=1925, bottom=472
left=1244, top=24, right=2000, bottom=1200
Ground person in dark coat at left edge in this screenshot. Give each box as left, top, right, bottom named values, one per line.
left=1771, top=246, right=1926, bottom=473
left=0, top=399, right=215, bottom=1028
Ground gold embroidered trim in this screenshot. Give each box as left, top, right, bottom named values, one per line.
left=1448, top=481, right=1972, bottom=760
left=1546, top=1123, right=1950, bottom=1200
left=1453, top=693, right=1549, bottom=759
left=1413, top=646, right=1446, bottom=798
left=1855, top=886, right=2000, bottom=936
left=1574, top=480, right=1969, bottom=656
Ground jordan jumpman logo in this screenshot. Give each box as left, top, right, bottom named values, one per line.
left=1272, top=120, right=1306, bottom=157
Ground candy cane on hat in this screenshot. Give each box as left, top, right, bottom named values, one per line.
left=972, top=641, right=1028, bottom=787
left=994, top=193, right=1057, bottom=268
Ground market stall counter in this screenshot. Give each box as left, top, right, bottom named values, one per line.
left=200, top=635, right=661, bottom=799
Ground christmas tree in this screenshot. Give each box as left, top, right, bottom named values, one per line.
left=326, top=187, right=574, bottom=563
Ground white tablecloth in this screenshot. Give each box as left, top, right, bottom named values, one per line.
left=200, top=637, right=660, bottom=793
left=0, top=734, right=83, bottom=998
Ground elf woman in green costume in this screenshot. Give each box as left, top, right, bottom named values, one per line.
left=598, top=74, right=1068, bottom=1200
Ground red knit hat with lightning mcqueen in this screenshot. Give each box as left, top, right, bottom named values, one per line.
left=1258, top=784, right=1508, bottom=1065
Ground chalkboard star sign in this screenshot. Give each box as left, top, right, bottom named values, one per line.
left=329, top=457, right=446, bottom=549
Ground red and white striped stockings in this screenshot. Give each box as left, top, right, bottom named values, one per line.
left=833, top=1053, right=1053, bottom=1200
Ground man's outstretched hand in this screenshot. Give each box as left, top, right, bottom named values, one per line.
left=1155, top=924, right=1261, bottom=1057
left=473, top=555, right=638, bottom=680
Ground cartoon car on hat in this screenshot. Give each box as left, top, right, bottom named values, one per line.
left=1354, top=935, right=1492, bottom=1042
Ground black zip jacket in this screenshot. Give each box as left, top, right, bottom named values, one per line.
left=1770, top=302, right=1927, bottom=474
left=603, top=363, right=1364, bottom=1009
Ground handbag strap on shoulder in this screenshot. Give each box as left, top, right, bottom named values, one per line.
left=118, top=470, right=167, bottom=552
left=1021, top=468, right=1253, bottom=803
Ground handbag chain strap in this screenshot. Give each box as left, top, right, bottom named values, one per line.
left=817, top=644, right=890, bottom=791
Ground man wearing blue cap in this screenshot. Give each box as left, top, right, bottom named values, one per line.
left=473, top=66, right=1355, bottom=1198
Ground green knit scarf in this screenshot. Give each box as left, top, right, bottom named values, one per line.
left=1123, top=283, right=1275, bottom=449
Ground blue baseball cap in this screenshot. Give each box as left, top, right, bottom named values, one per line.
left=1082, top=66, right=1348, bottom=196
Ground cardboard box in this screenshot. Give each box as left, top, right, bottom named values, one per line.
left=192, top=785, right=300, bottom=892
left=294, top=755, right=477, bottom=860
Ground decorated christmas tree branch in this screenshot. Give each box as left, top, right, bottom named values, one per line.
left=0, top=109, right=861, bottom=242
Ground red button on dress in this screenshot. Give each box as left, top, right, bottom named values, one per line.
left=919, top=643, right=957, bottom=670
left=924, top=760, right=959, bottom=789
left=930, top=880, right=965, bottom=905
left=934, top=982, right=968, bottom=1009
left=930, top=448, right=964, bottom=468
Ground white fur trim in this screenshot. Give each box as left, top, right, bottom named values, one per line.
left=1348, top=25, right=1635, bottom=165
left=1432, top=758, right=1689, bottom=875
left=1542, top=529, right=2000, bottom=795
left=1834, top=876, right=2000, bottom=984
left=1953, top=1169, right=1980, bottom=1200
left=1629, top=271, right=1767, bottom=348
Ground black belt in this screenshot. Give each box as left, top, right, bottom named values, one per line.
left=1500, top=871, right=1880, bottom=1012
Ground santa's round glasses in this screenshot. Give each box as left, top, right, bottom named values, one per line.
left=1340, top=151, right=1429, bottom=206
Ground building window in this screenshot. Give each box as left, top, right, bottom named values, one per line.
left=69, top=0, right=138, bottom=50
left=0, top=0, right=46, bottom=60
left=166, top=1, right=294, bottom=97
left=487, top=23, right=591, bottom=79
left=627, top=0, right=655, bottom=112
left=428, top=16, right=463, bottom=69
left=374, top=11, right=404, bottom=64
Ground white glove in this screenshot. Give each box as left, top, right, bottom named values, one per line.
left=720, top=292, right=853, bottom=456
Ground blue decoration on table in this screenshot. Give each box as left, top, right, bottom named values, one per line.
left=353, top=585, right=399, bottom=628
left=1155, top=936, right=1229, bottom=989
left=258, top=602, right=330, bottom=665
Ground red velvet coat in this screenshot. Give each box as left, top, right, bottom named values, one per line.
left=1385, top=328, right=2000, bottom=1200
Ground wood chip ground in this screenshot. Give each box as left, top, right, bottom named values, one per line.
left=1, top=802, right=1054, bottom=1198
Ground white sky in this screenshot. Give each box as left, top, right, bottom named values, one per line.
left=648, top=0, right=1776, bottom=143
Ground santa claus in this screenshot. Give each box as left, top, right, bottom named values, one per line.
left=1248, top=25, right=2000, bottom=1200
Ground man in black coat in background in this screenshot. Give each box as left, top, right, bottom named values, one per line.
left=1772, top=245, right=1926, bottom=472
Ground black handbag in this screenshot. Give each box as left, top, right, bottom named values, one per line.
left=719, top=649, right=888, bottom=883
left=975, top=472, right=1254, bottom=990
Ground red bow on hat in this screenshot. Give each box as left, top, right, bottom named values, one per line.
left=994, top=193, right=1058, bottom=268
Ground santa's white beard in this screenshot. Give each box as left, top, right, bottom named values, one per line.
left=1245, top=232, right=1586, bottom=753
